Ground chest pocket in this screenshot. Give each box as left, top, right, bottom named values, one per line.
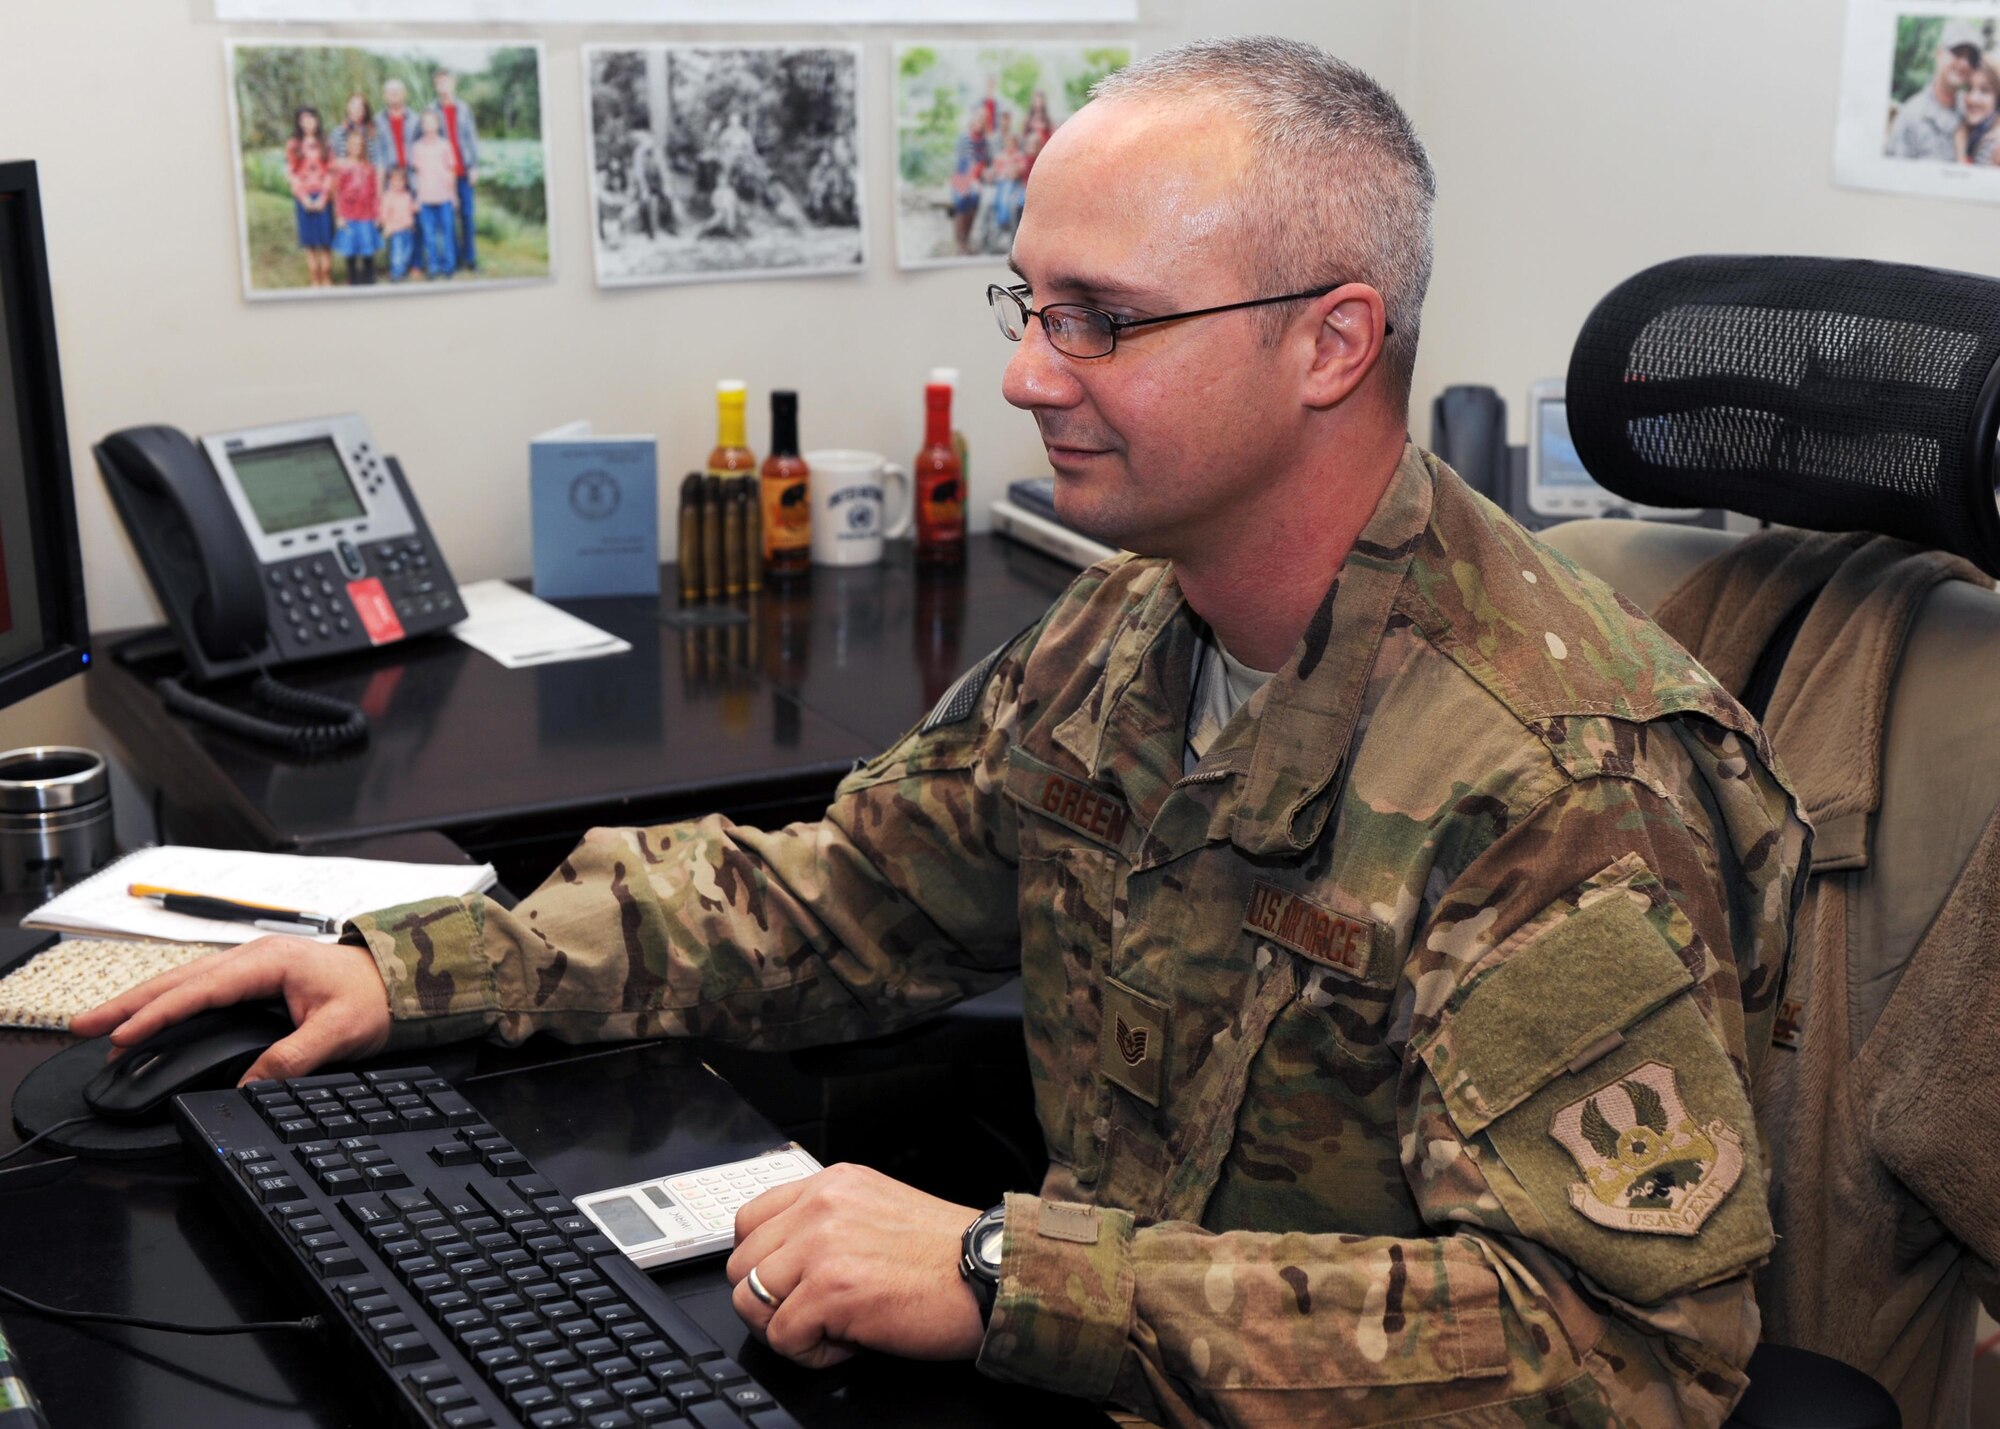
left=1005, top=746, right=1134, bottom=1187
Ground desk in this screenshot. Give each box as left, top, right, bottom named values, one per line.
left=86, top=537, right=1079, bottom=895
left=0, top=1033, right=1111, bottom=1428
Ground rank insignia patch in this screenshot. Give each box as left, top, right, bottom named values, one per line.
left=1549, top=1060, right=1743, bottom=1236
left=1099, top=978, right=1167, bottom=1106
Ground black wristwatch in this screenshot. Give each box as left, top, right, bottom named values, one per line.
left=959, top=1202, right=1006, bottom=1323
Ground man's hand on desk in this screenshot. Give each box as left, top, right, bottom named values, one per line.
left=726, top=1163, right=987, bottom=1369
left=70, top=936, right=391, bottom=1084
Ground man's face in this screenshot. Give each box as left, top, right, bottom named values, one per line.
left=1001, top=100, right=1308, bottom=558
left=435, top=72, right=456, bottom=101
left=1942, top=45, right=1977, bottom=89
left=385, top=81, right=407, bottom=111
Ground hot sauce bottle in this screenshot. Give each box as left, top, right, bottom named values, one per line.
left=760, top=390, right=811, bottom=580
left=914, top=380, right=965, bottom=568
left=707, top=380, right=759, bottom=594
left=930, top=366, right=970, bottom=493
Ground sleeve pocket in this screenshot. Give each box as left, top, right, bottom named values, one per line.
left=1414, top=854, right=1773, bottom=1305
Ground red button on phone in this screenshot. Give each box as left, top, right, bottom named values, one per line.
left=347, top=579, right=406, bottom=645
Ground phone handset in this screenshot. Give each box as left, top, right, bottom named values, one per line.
left=95, top=422, right=382, bottom=752
left=96, top=426, right=273, bottom=677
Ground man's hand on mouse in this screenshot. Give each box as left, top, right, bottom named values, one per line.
left=70, top=936, right=392, bottom=1084
left=725, top=1164, right=986, bottom=1368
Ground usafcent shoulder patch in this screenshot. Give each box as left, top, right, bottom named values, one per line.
left=1549, top=1060, right=1743, bottom=1236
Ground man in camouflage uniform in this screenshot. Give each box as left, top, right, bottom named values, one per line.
left=81, top=37, right=1807, bottom=1429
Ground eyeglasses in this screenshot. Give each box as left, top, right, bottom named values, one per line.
left=986, top=281, right=1388, bottom=360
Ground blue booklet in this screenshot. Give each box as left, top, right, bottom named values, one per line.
left=530, top=422, right=660, bottom=600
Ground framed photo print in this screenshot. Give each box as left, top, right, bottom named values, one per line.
left=892, top=42, right=1130, bottom=269
left=226, top=39, right=552, bottom=298
left=585, top=43, right=866, bottom=286
left=1835, top=1, right=2000, bottom=201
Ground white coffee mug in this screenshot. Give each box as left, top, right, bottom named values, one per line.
left=804, top=450, right=913, bottom=566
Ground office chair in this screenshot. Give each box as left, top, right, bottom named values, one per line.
left=1543, top=253, right=2000, bottom=1429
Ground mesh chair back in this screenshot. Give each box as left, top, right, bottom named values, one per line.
left=1566, top=255, right=2000, bottom=577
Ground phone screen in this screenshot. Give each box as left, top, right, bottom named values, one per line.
left=228, top=437, right=366, bottom=534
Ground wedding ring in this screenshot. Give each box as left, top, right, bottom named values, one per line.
left=746, top=1265, right=781, bottom=1309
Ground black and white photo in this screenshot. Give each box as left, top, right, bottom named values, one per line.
left=585, top=43, right=866, bottom=286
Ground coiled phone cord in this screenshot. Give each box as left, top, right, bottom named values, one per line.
left=157, top=670, right=368, bottom=754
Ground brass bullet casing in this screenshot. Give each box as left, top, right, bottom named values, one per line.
left=742, top=477, right=763, bottom=594
left=701, top=475, right=725, bottom=600
left=678, top=472, right=704, bottom=603
left=722, top=479, right=746, bottom=597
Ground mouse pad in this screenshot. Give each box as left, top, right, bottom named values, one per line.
left=13, top=1037, right=483, bottom=1161
left=13, top=1037, right=181, bottom=1159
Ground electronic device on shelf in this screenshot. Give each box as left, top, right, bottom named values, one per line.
left=1525, top=378, right=1705, bottom=523
left=92, top=414, right=467, bottom=750
left=576, top=1147, right=822, bottom=1271
left=175, top=1063, right=804, bottom=1429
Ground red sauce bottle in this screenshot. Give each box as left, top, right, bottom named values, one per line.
left=914, top=381, right=965, bottom=567
left=760, top=390, right=811, bottom=580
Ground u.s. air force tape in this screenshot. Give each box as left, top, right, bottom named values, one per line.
left=920, top=624, right=1034, bottom=733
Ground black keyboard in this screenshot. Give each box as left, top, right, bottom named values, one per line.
left=174, top=1065, right=799, bottom=1429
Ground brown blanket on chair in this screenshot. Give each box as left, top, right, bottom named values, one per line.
left=1656, top=530, right=2000, bottom=1429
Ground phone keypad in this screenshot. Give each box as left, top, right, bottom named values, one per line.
left=262, top=540, right=462, bottom=659
left=267, top=556, right=358, bottom=652
left=367, top=538, right=459, bottom=626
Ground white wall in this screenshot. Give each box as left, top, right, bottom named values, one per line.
left=1406, top=0, right=2000, bottom=443
left=13, top=1, right=1999, bottom=802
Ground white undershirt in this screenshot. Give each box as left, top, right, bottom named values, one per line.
left=1184, top=628, right=1276, bottom=774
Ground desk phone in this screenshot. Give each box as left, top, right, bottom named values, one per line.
left=95, top=414, right=466, bottom=685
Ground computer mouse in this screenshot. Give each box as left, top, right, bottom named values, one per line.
left=82, top=1006, right=295, bottom=1122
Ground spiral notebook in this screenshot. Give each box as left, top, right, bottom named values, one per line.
left=23, top=845, right=497, bottom=946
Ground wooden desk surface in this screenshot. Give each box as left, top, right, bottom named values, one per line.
left=85, top=537, right=1080, bottom=891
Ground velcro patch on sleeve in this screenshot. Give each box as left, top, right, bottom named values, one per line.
left=1037, top=1201, right=1101, bottom=1244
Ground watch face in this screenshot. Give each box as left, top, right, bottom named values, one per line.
left=974, top=1220, right=1005, bottom=1270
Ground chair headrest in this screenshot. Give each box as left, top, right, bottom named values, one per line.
left=1565, top=255, right=2000, bottom=578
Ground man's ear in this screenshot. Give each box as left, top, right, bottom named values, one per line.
left=1301, top=284, right=1388, bottom=410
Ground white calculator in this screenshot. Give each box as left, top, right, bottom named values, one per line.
left=574, top=1144, right=824, bottom=1269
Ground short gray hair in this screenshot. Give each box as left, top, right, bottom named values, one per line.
left=1092, top=36, right=1435, bottom=404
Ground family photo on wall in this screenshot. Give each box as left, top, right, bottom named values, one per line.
left=1835, top=1, right=2000, bottom=201
left=892, top=42, right=1128, bottom=268
left=584, top=43, right=866, bottom=286
left=227, top=40, right=553, bottom=298
left=1883, top=14, right=2000, bottom=162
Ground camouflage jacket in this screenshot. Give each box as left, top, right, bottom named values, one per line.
left=352, top=445, right=1808, bottom=1429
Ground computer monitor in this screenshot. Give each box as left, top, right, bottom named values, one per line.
left=0, top=160, right=90, bottom=708
left=1525, top=377, right=1702, bottom=523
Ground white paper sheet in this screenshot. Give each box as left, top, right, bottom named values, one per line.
left=451, top=578, right=633, bottom=669
left=25, top=846, right=497, bottom=945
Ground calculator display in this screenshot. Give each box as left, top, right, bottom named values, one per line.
left=591, top=1193, right=663, bottom=1248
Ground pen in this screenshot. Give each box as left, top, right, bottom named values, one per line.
left=128, top=884, right=339, bottom=935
